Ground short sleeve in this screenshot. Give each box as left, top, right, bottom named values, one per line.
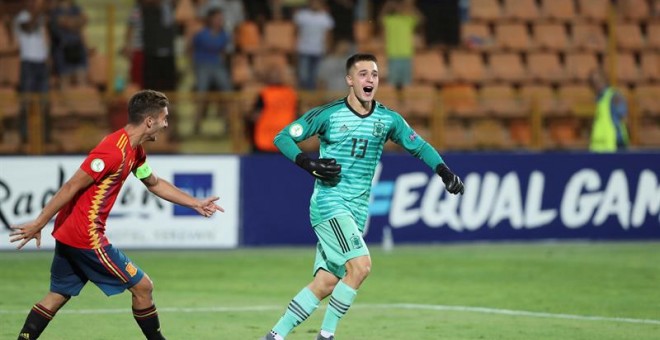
left=79, top=147, right=122, bottom=183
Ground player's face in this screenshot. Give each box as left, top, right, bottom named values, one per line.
left=145, top=108, right=169, bottom=141
left=347, top=60, right=379, bottom=103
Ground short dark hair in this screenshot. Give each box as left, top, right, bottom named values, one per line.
left=345, top=53, right=378, bottom=74
left=127, top=90, right=169, bottom=125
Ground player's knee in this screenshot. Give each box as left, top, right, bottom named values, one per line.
left=133, top=276, right=154, bottom=297
left=347, top=258, right=371, bottom=281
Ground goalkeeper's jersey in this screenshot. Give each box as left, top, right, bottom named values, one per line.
left=274, top=97, right=444, bottom=230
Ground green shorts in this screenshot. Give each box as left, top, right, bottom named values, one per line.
left=312, top=215, right=370, bottom=278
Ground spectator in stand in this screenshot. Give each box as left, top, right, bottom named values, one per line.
left=247, top=66, right=298, bottom=153
left=327, top=0, right=355, bottom=45
left=293, top=0, right=334, bottom=90
left=380, top=0, right=422, bottom=90
left=588, top=68, right=629, bottom=152
left=195, top=0, right=245, bottom=47
left=49, top=0, right=88, bottom=88
left=14, top=0, right=51, bottom=145
left=141, top=0, right=177, bottom=92
left=318, top=39, right=352, bottom=93
left=122, top=0, right=145, bottom=88
left=189, top=7, right=232, bottom=135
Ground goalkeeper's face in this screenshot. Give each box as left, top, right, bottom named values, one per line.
left=347, top=60, right=379, bottom=103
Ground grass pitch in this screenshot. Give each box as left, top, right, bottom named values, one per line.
left=1, top=242, right=659, bottom=339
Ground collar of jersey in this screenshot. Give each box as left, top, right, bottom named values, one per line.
left=344, top=97, right=375, bottom=119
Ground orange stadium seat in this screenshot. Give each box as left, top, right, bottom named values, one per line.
left=495, top=23, right=532, bottom=51
left=263, top=21, right=296, bottom=53
left=527, top=52, right=566, bottom=83
left=174, top=0, right=196, bottom=23
left=480, top=84, right=527, bottom=118
left=469, top=0, right=502, bottom=22
left=0, top=86, right=19, bottom=121
left=647, top=23, right=660, bottom=49
left=547, top=117, right=583, bottom=149
left=252, top=52, right=289, bottom=79
left=375, top=83, right=400, bottom=111
left=0, top=22, right=17, bottom=54
left=461, top=23, right=493, bottom=50
left=87, top=52, right=107, bottom=89
left=230, top=53, right=253, bottom=86
left=565, top=52, right=599, bottom=82
left=442, top=121, right=474, bottom=150
left=533, top=23, right=569, bottom=51
left=633, top=84, right=660, bottom=116
left=503, top=0, right=540, bottom=21
left=448, top=51, right=487, bottom=83
left=640, top=52, right=660, bottom=82
left=353, top=21, right=373, bottom=44
left=508, top=118, right=532, bottom=147
left=441, top=84, right=484, bottom=118
left=402, top=84, right=437, bottom=118
left=618, top=0, right=650, bottom=21
left=489, top=52, right=527, bottom=83
left=638, top=124, right=660, bottom=147
left=615, top=24, right=645, bottom=51
left=540, top=0, right=576, bottom=21
left=604, top=53, right=641, bottom=85
left=577, top=0, right=610, bottom=22
left=558, top=84, right=595, bottom=117
left=236, top=21, right=262, bottom=54
left=521, top=84, right=564, bottom=115
left=473, top=119, right=512, bottom=149
left=571, top=23, right=607, bottom=51
left=412, top=51, right=448, bottom=84
left=0, top=55, right=19, bottom=87
left=65, top=85, right=104, bottom=118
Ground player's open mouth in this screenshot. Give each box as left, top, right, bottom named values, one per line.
left=363, top=86, right=374, bottom=94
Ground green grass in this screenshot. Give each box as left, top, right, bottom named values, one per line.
left=1, top=242, right=660, bottom=339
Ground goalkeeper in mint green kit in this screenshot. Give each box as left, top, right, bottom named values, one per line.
left=261, top=54, right=464, bottom=340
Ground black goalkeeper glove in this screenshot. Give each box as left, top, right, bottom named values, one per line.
left=295, top=153, right=341, bottom=180
left=436, top=163, right=465, bottom=195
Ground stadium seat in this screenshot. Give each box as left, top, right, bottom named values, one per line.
left=604, top=53, right=641, bottom=85
left=558, top=84, right=595, bottom=117
left=412, top=51, right=448, bottom=84
left=252, top=52, right=289, bottom=79
left=473, top=119, right=512, bottom=149
left=480, top=84, right=527, bottom=118
left=547, top=117, right=583, bottom=149
left=533, top=23, right=569, bottom=51
left=375, top=83, right=400, bottom=111
left=633, top=84, right=660, bottom=116
left=442, top=121, right=474, bottom=150
left=87, top=52, right=107, bottom=89
left=571, top=23, right=607, bottom=51
left=65, top=85, right=105, bottom=118
left=527, top=52, right=567, bottom=83
left=521, top=84, right=564, bottom=116
left=495, top=23, right=532, bottom=51
left=508, top=118, right=533, bottom=147
left=235, top=21, right=262, bottom=54
left=469, top=0, right=502, bottom=22
left=353, top=21, right=372, bottom=44
left=49, top=91, right=72, bottom=118
left=640, top=52, right=660, bottom=82
left=503, top=0, right=540, bottom=21
left=263, top=21, right=296, bottom=53
left=402, top=84, right=437, bottom=118
left=461, top=23, right=493, bottom=50
left=615, top=24, right=645, bottom=51
left=647, top=23, right=660, bottom=49
left=441, top=84, right=484, bottom=118
left=540, top=0, right=576, bottom=21
left=0, top=55, right=19, bottom=87
left=0, top=86, right=19, bottom=121
left=577, top=0, right=610, bottom=22
left=617, top=0, right=650, bottom=21
left=373, top=51, right=388, bottom=81
left=448, top=51, right=487, bottom=83
left=0, top=22, right=17, bottom=55
left=638, top=124, right=660, bottom=147
left=488, top=52, right=527, bottom=83
left=565, top=52, right=599, bottom=82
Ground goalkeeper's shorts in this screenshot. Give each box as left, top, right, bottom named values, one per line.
left=312, top=215, right=370, bottom=278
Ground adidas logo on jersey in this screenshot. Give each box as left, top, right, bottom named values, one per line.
left=340, top=124, right=349, bottom=132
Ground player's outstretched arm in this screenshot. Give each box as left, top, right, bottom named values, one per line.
left=141, top=173, right=224, bottom=217
left=9, top=169, right=94, bottom=249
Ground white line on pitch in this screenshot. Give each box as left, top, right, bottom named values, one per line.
left=0, top=304, right=659, bottom=326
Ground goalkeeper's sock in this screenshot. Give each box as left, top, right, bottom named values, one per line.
left=133, top=305, right=166, bottom=340
left=320, top=280, right=357, bottom=334
left=272, top=287, right=320, bottom=337
left=18, top=304, right=56, bottom=339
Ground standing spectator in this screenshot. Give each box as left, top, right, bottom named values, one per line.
left=141, top=0, right=177, bottom=92
left=293, top=0, right=334, bottom=90
left=14, top=0, right=51, bottom=145
left=247, top=66, right=298, bottom=152
left=122, top=0, right=145, bottom=88
left=588, top=69, right=629, bottom=152
left=380, top=0, right=422, bottom=90
left=190, top=7, right=232, bottom=135
left=327, top=0, right=355, bottom=44
left=49, top=0, right=88, bottom=88
left=318, top=39, right=352, bottom=93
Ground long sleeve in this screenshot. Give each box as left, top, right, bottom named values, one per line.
left=274, top=105, right=330, bottom=162
left=388, top=113, right=444, bottom=169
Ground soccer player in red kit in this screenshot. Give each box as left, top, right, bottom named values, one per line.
left=10, top=90, right=224, bottom=340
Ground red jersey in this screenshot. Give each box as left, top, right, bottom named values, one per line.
left=53, top=129, right=147, bottom=249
